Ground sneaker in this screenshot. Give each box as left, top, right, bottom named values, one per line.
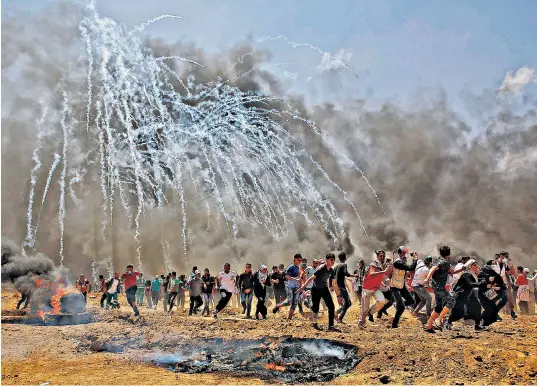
left=442, top=321, right=452, bottom=331
left=213, top=310, right=218, bottom=319
left=327, top=326, right=340, bottom=332
left=424, top=327, right=436, bottom=334
left=510, top=311, right=517, bottom=319
left=368, top=313, right=374, bottom=322
left=273, top=306, right=280, bottom=314
left=496, top=315, right=503, bottom=322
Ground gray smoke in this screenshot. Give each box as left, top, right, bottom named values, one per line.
left=2, top=1, right=536, bottom=278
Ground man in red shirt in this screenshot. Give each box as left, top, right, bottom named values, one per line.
left=357, top=250, right=392, bottom=328
left=121, top=264, right=141, bottom=316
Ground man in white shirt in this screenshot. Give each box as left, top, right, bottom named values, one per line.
left=213, top=263, right=238, bottom=319
left=411, top=256, right=433, bottom=317
left=105, top=272, right=121, bottom=309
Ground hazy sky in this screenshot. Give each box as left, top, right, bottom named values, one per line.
left=5, top=0, right=537, bottom=106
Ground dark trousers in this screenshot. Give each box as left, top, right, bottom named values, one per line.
left=17, top=293, right=31, bottom=309
left=216, top=289, right=233, bottom=312
left=479, top=293, right=498, bottom=327
left=448, top=295, right=482, bottom=325
left=100, top=293, right=107, bottom=308
left=378, top=290, right=394, bottom=317
left=81, top=291, right=88, bottom=303
left=151, top=291, right=160, bottom=307
left=168, top=292, right=178, bottom=311
left=391, top=286, right=415, bottom=328
left=274, top=288, right=286, bottom=305
left=494, top=289, right=509, bottom=313
left=311, top=287, right=335, bottom=327
left=337, top=287, right=352, bottom=321
left=125, top=286, right=139, bottom=314
left=189, top=295, right=203, bottom=315
left=256, top=297, right=268, bottom=318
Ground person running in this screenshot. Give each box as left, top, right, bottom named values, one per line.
left=273, top=254, right=303, bottom=319
left=357, top=250, right=392, bottom=328
left=144, top=278, right=152, bottom=308
left=354, top=259, right=366, bottom=303
left=388, top=246, right=418, bottom=328
left=76, top=274, right=91, bottom=303
left=136, top=273, right=145, bottom=306
left=151, top=275, right=161, bottom=309
left=98, top=274, right=108, bottom=308
left=188, top=270, right=204, bottom=315
left=497, top=251, right=517, bottom=319
left=15, top=282, right=31, bottom=310
left=201, top=268, right=215, bottom=316
left=167, top=272, right=180, bottom=313
left=479, top=260, right=507, bottom=323
left=237, top=263, right=255, bottom=318
left=105, top=272, right=121, bottom=309
left=161, top=274, right=169, bottom=312
left=271, top=265, right=286, bottom=305
left=411, top=255, right=433, bottom=317
left=515, top=266, right=530, bottom=315
left=527, top=269, right=537, bottom=315
left=423, top=245, right=459, bottom=333
left=177, top=274, right=187, bottom=309
left=334, top=252, right=358, bottom=323
left=253, top=265, right=271, bottom=319
left=213, top=263, right=238, bottom=318
left=298, top=258, right=315, bottom=311
left=300, top=258, right=319, bottom=310
left=447, top=259, right=487, bottom=330
left=299, top=253, right=338, bottom=331
left=120, top=265, right=140, bottom=316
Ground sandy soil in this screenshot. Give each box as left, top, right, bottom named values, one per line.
left=2, top=287, right=536, bottom=385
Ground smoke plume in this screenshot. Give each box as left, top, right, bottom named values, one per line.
left=2, top=1, right=536, bottom=279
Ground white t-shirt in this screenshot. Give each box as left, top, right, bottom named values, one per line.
left=412, top=263, right=430, bottom=286
left=107, top=279, right=119, bottom=294
left=304, top=266, right=315, bottom=289
left=217, top=270, right=238, bottom=293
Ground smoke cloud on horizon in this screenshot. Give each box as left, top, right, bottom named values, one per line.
left=2, top=2, right=536, bottom=278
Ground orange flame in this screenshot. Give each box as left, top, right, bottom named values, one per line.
left=36, top=310, right=45, bottom=321
left=264, top=363, right=286, bottom=372
left=50, top=288, right=67, bottom=314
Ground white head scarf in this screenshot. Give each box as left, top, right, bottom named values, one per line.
left=258, top=265, right=268, bottom=285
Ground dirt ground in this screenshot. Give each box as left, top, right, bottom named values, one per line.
left=1, top=287, right=536, bottom=385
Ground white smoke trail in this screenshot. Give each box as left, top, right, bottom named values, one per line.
left=24, top=105, right=48, bottom=250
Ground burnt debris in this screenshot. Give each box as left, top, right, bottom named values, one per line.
left=150, top=337, right=361, bottom=383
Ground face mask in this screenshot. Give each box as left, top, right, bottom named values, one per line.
left=502, top=258, right=509, bottom=264
left=301, top=263, right=307, bottom=268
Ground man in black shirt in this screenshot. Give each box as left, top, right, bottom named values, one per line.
left=201, top=268, right=215, bottom=316
left=334, top=252, right=359, bottom=323
left=237, top=263, right=254, bottom=318
left=270, top=265, right=286, bottom=305
left=299, top=253, right=337, bottom=331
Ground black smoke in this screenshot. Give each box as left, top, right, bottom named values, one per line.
left=1, top=1, right=536, bottom=276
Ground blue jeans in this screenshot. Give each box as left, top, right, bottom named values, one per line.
left=284, top=287, right=300, bottom=311
left=240, top=291, right=253, bottom=316
left=412, top=285, right=432, bottom=316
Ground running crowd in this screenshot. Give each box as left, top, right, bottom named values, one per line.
left=21, top=246, right=535, bottom=332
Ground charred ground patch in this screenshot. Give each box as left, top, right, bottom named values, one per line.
left=146, top=336, right=361, bottom=383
